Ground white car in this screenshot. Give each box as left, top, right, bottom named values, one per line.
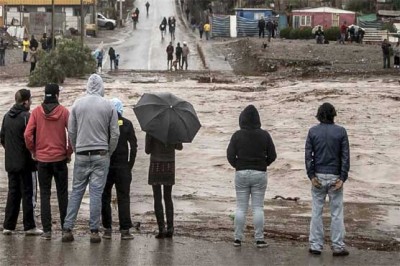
left=97, top=13, right=116, bottom=30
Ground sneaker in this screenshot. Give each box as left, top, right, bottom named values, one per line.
left=120, top=230, right=134, bottom=240
left=333, top=249, right=350, bottom=256
left=62, top=230, right=74, bottom=242
left=41, top=231, right=52, bottom=240
left=309, top=249, right=322, bottom=255
left=90, top=232, right=101, bottom=243
left=102, top=228, right=112, bottom=239
left=256, top=241, right=269, bottom=248
left=3, top=229, right=14, bottom=235
left=25, top=228, right=43, bottom=236
left=233, top=239, right=241, bottom=247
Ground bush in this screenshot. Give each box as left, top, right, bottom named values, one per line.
left=280, top=27, right=313, bottom=39
left=324, top=27, right=340, bottom=41
left=280, top=27, right=291, bottom=39
left=29, top=39, right=96, bottom=87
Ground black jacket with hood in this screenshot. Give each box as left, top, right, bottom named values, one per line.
left=1, top=104, right=35, bottom=172
left=227, top=105, right=277, bottom=171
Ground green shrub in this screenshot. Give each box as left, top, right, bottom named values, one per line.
left=29, top=38, right=96, bottom=87
left=280, top=27, right=313, bottom=39
left=280, top=27, right=291, bottom=39
left=299, top=27, right=312, bottom=39
left=324, top=27, right=340, bottom=41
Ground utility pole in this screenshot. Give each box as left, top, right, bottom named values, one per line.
left=119, top=0, right=122, bottom=27
left=51, top=0, right=54, bottom=49
left=80, top=0, right=84, bottom=46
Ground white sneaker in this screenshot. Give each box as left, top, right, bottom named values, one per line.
left=3, top=229, right=14, bottom=235
left=25, top=228, right=43, bottom=236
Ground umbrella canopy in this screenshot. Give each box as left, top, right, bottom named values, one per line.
left=133, top=92, right=201, bottom=144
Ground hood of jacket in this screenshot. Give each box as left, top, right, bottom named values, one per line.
left=86, top=74, right=104, bottom=96
left=40, top=104, right=64, bottom=121
left=239, top=105, right=261, bottom=130
left=8, top=104, right=29, bottom=118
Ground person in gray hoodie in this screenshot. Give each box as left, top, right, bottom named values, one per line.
left=62, top=74, right=119, bottom=244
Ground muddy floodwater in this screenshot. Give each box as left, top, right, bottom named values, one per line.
left=0, top=73, right=399, bottom=251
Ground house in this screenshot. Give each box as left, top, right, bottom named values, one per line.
left=235, top=8, right=274, bottom=20
left=1, top=0, right=95, bottom=34
left=291, top=7, right=355, bottom=29
left=377, top=10, right=400, bottom=22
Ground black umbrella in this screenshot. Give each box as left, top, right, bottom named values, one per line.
left=133, top=92, right=201, bottom=144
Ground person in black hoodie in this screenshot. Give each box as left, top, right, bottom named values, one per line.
left=101, top=98, right=137, bottom=240
left=0, top=89, right=43, bottom=236
left=305, top=103, right=350, bottom=256
left=108, top=47, right=116, bottom=70
left=227, top=105, right=276, bottom=248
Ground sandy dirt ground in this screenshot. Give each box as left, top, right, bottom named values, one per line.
left=0, top=33, right=399, bottom=252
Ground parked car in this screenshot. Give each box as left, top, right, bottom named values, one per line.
left=97, top=13, right=116, bottom=30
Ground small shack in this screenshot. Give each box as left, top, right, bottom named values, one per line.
left=291, top=7, right=355, bottom=29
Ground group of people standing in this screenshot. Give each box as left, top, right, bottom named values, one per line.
left=0, top=74, right=183, bottom=242
left=258, top=17, right=278, bottom=41
left=20, top=33, right=55, bottom=73
left=227, top=103, right=350, bottom=256
left=166, top=41, right=190, bottom=70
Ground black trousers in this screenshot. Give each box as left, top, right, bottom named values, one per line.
left=3, top=170, right=36, bottom=231
left=152, top=185, right=173, bottom=232
left=101, top=167, right=133, bottom=230
left=259, top=28, right=265, bottom=38
left=37, top=160, right=68, bottom=232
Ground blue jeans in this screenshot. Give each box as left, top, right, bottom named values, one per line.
left=234, top=170, right=267, bottom=242
left=63, top=153, right=110, bottom=231
left=309, top=173, right=345, bottom=252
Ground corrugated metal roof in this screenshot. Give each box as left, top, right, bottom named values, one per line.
left=378, top=10, right=400, bottom=17
left=292, top=7, right=355, bottom=14
left=5, top=0, right=94, bottom=5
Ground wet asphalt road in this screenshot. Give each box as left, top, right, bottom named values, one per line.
left=0, top=234, right=399, bottom=265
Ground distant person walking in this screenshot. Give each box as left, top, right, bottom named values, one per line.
left=169, top=16, right=176, bottom=41
left=108, top=47, right=116, bottom=70
left=185, top=7, right=190, bottom=21
left=62, top=74, right=119, bottom=243
left=382, top=39, right=392, bottom=69
left=24, top=84, right=72, bottom=240
left=29, top=47, right=38, bottom=74
left=258, top=16, right=265, bottom=38
left=145, top=134, right=183, bottom=238
left=22, top=37, right=30, bottom=62
left=1, top=89, right=43, bottom=236
left=198, top=21, right=204, bottom=39
left=0, top=39, right=6, bottom=66
left=166, top=42, right=174, bottom=70
left=339, top=21, right=347, bottom=44
left=145, top=1, right=150, bottom=16
left=102, top=98, right=137, bottom=240
left=227, top=105, right=276, bottom=248
left=266, top=20, right=274, bottom=42
left=175, top=42, right=182, bottom=69
left=181, top=42, right=190, bottom=70
left=305, top=103, right=350, bottom=257
left=204, top=22, right=211, bottom=40
left=160, top=17, right=167, bottom=39
left=96, top=50, right=104, bottom=72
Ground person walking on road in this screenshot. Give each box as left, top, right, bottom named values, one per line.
left=102, top=98, right=137, bottom=240
left=258, top=16, right=265, bottom=38
left=145, top=1, right=150, bottom=16
left=29, top=47, right=38, bottom=74
left=108, top=47, right=116, bottom=70
left=24, top=84, right=72, bottom=240
left=22, top=37, right=30, bottom=62
left=175, top=42, right=183, bottom=69
left=166, top=42, right=174, bottom=70
left=181, top=42, right=190, bottom=70
left=227, top=105, right=276, bottom=248
left=145, top=134, right=183, bottom=238
left=305, top=102, right=350, bottom=257
left=96, top=50, right=103, bottom=72
left=1, top=89, right=43, bottom=236
left=169, top=17, right=176, bottom=41
left=29, top=35, right=39, bottom=51
left=0, top=39, right=7, bottom=66
left=266, top=20, right=274, bottom=42
left=62, top=74, right=120, bottom=244
left=204, top=21, right=211, bottom=40
left=339, top=21, right=347, bottom=44
left=198, top=21, right=204, bottom=39
left=160, top=17, right=167, bottom=39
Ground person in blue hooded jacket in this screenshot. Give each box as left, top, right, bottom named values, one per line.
left=227, top=105, right=276, bottom=248
left=305, top=102, right=350, bottom=257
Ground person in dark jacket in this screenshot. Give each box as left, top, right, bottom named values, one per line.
left=145, top=134, right=182, bottom=239
left=0, top=89, right=43, bottom=236
left=227, top=105, right=276, bottom=248
left=381, top=39, right=391, bottom=69
left=108, top=47, right=116, bottom=70
left=175, top=42, right=183, bottom=69
left=258, top=16, right=265, bottom=38
left=166, top=42, right=174, bottom=70
left=305, top=102, right=350, bottom=257
left=29, top=35, right=39, bottom=50
left=101, top=98, right=137, bottom=240
left=266, top=20, right=274, bottom=42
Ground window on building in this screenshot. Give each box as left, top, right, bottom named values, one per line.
left=332, top=14, right=340, bottom=27
left=293, top=15, right=311, bottom=28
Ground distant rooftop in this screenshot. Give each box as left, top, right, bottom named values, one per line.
left=377, top=10, right=400, bottom=17
left=292, top=7, right=355, bottom=14
left=234, top=8, right=273, bottom=11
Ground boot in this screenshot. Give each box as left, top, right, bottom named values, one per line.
left=166, top=205, right=174, bottom=238
left=155, top=226, right=166, bottom=239
left=155, top=205, right=165, bottom=239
